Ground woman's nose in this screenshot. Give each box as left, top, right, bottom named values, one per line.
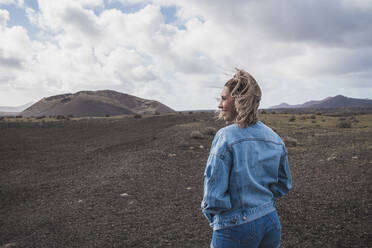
left=218, top=101, right=223, bottom=109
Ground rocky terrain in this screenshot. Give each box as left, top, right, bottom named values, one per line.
left=0, top=112, right=371, bottom=247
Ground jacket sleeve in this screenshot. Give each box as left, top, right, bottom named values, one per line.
left=201, top=136, right=232, bottom=223
left=270, top=145, right=292, bottom=200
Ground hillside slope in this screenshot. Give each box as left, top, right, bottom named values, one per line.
left=21, top=90, right=175, bottom=117
left=270, top=95, right=372, bottom=109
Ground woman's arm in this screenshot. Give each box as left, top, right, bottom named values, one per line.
left=270, top=145, right=292, bottom=200
left=201, top=149, right=232, bottom=223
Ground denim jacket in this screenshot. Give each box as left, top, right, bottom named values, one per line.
left=201, top=121, right=292, bottom=230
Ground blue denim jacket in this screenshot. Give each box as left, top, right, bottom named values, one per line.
left=201, top=121, right=292, bottom=230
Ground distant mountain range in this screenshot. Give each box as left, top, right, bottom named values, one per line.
left=0, top=102, right=34, bottom=113
left=269, top=95, right=372, bottom=109
left=18, top=90, right=174, bottom=117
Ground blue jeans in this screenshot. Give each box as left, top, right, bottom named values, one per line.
left=211, top=211, right=281, bottom=248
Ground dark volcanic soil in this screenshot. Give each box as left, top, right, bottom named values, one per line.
left=0, top=113, right=371, bottom=248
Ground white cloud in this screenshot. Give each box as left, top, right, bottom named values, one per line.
left=0, top=0, right=23, bottom=7
left=107, top=0, right=150, bottom=4
left=0, top=8, right=9, bottom=26
left=0, top=0, right=372, bottom=109
left=81, top=0, right=104, bottom=7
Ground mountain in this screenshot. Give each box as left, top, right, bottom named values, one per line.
left=21, top=90, right=175, bottom=117
left=0, top=102, right=34, bottom=112
left=269, top=95, right=372, bottom=109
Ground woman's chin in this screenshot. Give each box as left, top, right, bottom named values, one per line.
left=224, top=117, right=233, bottom=123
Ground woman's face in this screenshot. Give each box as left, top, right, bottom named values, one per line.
left=218, top=86, right=235, bottom=122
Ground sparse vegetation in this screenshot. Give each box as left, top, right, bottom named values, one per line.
left=337, top=121, right=352, bottom=128
left=289, top=116, right=296, bottom=122
left=190, top=130, right=203, bottom=139
left=0, top=111, right=371, bottom=247
left=204, top=127, right=217, bottom=135
left=349, top=116, right=360, bottom=123
left=133, top=114, right=142, bottom=119
left=310, top=115, right=316, bottom=119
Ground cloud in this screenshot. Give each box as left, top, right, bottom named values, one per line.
left=0, top=55, right=23, bottom=69
left=107, top=0, right=151, bottom=5
left=61, top=6, right=102, bottom=37
left=0, top=0, right=372, bottom=109
left=0, top=0, right=23, bottom=7
left=0, top=8, right=9, bottom=26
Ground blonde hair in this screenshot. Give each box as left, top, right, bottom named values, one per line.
left=224, top=68, right=262, bottom=128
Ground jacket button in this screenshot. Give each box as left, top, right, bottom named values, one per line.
left=242, top=216, right=247, bottom=221
left=230, top=219, right=237, bottom=224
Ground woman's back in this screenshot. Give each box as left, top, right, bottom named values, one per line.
left=202, top=121, right=291, bottom=230
left=201, top=69, right=292, bottom=247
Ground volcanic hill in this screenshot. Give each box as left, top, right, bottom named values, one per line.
left=21, top=90, right=174, bottom=117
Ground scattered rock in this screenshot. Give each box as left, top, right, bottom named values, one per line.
left=199, top=145, right=204, bottom=149
left=168, top=153, right=177, bottom=157
left=283, top=136, right=298, bottom=147
left=2, top=242, right=17, bottom=248
left=120, top=193, right=129, bottom=197
left=190, top=131, right=204, bottom=139
left=186, top=187, right=192, bottom=190
left=327, top=155, right=337, bottom=161
left=204, top=127, right=217, bottom=135
left=352, top=156, right=358, bottom=160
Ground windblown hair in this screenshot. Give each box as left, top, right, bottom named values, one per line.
left=224, top=68, right=262, bottom=128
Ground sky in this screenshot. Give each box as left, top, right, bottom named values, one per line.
left=0, top=0, right=371, bottom=110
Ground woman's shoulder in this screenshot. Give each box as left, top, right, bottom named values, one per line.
left=217, top=121, right=284, bottom=145
left=211, top=124, right=236, bottom=150
left=215, top=124, right=239, bottom=139
left=256, top=121, right=285, bottom=144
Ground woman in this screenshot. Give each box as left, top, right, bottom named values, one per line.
left=201, top=69, right=292, bottom=248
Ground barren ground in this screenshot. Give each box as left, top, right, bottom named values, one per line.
left=0, top=112, right=371, bottom=248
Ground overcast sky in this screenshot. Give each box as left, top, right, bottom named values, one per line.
left=0, top=0, right=371, bottom=110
